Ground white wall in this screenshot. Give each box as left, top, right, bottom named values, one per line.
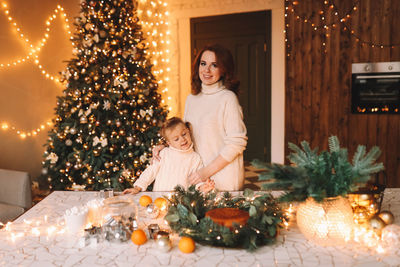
left=168, top=0, right=285, bottom=163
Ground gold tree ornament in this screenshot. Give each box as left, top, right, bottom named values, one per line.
left=353, top=205, right=370, bottom=224
left=378, top=211, right=395, bottom=225
left=368, top=216, right=387, bottom=235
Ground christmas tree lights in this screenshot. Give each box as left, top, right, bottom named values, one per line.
left=41, top=0, right=168, bottom=191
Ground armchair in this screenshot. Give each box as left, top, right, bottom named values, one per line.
left=0, top=169, right=32, bottom=223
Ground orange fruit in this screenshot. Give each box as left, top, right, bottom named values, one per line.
left=139, top=195, right=152, bottom=207
left=131, top=229, right=147, bottom=245
left=178, top=236, right=195, bottom=253
left=154, top=197, right=168, bottom=210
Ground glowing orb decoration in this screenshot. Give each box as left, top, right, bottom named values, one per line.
left=296, top=196, right=354, bottom=246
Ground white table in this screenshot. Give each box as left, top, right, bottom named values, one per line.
left=0, top=189, right=399, bottom=267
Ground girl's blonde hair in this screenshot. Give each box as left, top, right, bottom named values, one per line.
left=159, top=117, right=190, bottom=144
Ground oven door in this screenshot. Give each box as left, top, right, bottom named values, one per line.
left=351, top=72, right=400, bottom=114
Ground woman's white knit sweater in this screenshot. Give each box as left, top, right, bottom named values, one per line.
left=133, top=144, right=203, bottom=191
left=184, top=81, right=248, bottom=190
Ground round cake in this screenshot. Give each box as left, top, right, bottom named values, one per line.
left=205, top=207, right=249, bottom=229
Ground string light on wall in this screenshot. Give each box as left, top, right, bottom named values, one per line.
left=0, top=3, right=73, bottom=82
left=0, top=2, right=73, bottom=139
left=286, top=0, right=400, bottom=50
left=138, top=0, right=172, bottom=111
left=1, top=121, right=53, bottom=139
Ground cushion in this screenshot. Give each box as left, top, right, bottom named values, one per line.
left=0, top=202, right=25, bottom=223
left=0, top=169, right=32, bottom=210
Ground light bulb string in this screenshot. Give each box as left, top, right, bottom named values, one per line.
left=0, top=2, right=72, bottom=80
left=290, top=0, right=359, bottom=30
left=289, top=0, right=400, bottom=48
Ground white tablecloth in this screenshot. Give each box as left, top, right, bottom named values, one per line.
left=0, top=189, right=399, bottom=267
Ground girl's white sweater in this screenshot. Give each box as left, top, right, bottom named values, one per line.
left=133, top=145, right=203, bottom=191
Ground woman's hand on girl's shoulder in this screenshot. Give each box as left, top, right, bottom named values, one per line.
left=151, top=144, right=166, bottom=164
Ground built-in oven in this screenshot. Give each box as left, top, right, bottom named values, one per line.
left=351, top=62, right=400, bottom=114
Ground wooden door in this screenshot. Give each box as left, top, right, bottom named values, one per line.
left=191, top=11, right=271, bottom=161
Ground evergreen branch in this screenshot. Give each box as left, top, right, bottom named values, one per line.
left=253, top=136, right=384, bottom=202
left=328, top=135, right=340, bottom=153
left=352, top=145, right=366, bottom=167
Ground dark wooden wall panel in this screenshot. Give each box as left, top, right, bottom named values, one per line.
left=285, top=0, right=400, bottom=187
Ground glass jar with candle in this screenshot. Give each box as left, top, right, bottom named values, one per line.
left=102, top=196, right=138, bottom=232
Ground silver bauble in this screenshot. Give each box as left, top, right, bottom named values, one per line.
left=145, top=204, right=159, bottom=219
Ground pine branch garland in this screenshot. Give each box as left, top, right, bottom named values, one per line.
left=164, top=185, right=286, bottom=251
left=253, top=136, right=384, bottom=202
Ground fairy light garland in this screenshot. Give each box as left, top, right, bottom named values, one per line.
left=285, top=0, right=400, bottom=54
left=0, top=3, right=73, bottom=77
left=138, top=0, right=172, bottom=111
left=0, top=3, right=73, bottom=139
left=1, top=1, right=173, bottom=139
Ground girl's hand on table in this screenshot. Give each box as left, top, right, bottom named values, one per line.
left=123, top=186, right=141, bottom=195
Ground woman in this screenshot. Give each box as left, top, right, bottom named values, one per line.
left=154, top=44, right=247, bottom=190
left=184, top=44, right=247, bottom=191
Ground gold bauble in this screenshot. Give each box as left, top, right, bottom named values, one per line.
left=99, top=30, right=107, bottom=38
left=93, top=149, right=100, bottom=156
left=353, top=205, right=370, bottom=224
left=109, top=146, right=115, bottom=153
left=368, top=202, right=379, bottom=216
left=93, top=75, right=99, bottom=81
left=83, top=144, right=89, bottom=150
left=359, top=193, right=374, bottom=201
left=378, top=211, right=395, bottom=225
left=80, top=116, right=88, bottom=124
left=368, top=216, right=387, bottom=235
left=84, top=23, right=93, bottom=31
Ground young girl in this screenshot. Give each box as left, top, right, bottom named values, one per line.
left=123, top=117, right=214, bottom=194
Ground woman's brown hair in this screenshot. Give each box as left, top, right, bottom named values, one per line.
left=191, top=44, right=240, bottom=95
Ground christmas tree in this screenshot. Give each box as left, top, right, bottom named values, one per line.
left=41, top=0, right=168, bottom=191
